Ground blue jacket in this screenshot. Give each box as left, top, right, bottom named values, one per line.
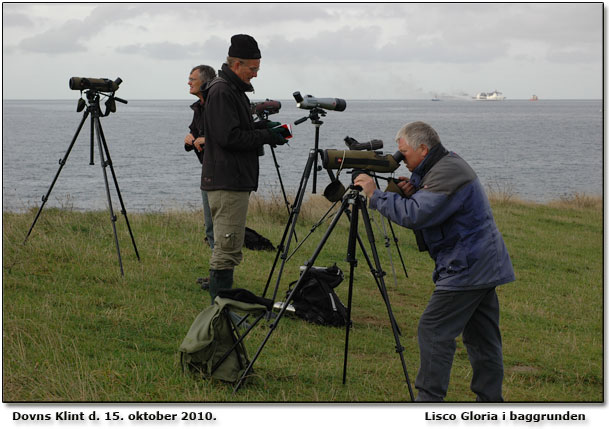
left=369, top=152, right=515, bottom=290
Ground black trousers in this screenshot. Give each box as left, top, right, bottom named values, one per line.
left=415, top=287, right=504, bottom=402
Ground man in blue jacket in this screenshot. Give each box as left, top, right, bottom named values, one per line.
left=354, top=121, right=515, bottom=402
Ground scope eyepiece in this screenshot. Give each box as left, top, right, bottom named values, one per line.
left=344, top=136, right=384, bottom=151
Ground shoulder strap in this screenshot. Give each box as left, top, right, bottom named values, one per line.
left=206, top=76, right=239, bottom=93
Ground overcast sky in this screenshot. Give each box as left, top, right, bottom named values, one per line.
left=2, top=2, right=603, bottom=100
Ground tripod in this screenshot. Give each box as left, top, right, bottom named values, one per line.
left=235, top=185, right=415, bottom=399
left=253, top=109, right=293, bottom=224
left=24, top=90, right=140, bottom=275
left=261, top=106, right=338, bottom=304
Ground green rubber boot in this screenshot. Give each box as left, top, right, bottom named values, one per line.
left=208, top=269, right=234, bottom=304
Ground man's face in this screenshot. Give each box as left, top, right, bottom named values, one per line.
left=188, top=70, right=202, bottom=96
left=234, top=59, right=260, bottom=85
left=398, top=137, right=428, bottom=172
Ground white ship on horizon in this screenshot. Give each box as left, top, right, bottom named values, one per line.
left=474, top=90, right=506, bottom=100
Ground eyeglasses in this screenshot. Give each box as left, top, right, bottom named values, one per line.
left=239, top=61, right=260, bottom=73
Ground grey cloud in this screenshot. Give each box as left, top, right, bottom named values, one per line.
left=263, top=3, right=599, bottom=66
left=19, top=18, right=89, bottom=53
left=130, top=2, right=332, bottom=24
left=546, top=45, right=601, bottom=63
left=115, top=36, right=227, bottom=61
left=3, top=12, right=34, bottom=27
left=16, top=4, right=144, bottom=54
left=117, top=42, right=199, bottom=60
left=266, top=26, right=508, bottom=64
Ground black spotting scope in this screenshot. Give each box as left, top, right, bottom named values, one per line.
left=69, top=77, right=122, bottom=92
left=293, top=91, right=346, bottom=111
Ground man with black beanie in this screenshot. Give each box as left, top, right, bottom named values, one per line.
left=201, top=34, right=289, bottom=303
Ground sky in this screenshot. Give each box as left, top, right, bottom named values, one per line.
left=1, top=2, right=603, bottom=100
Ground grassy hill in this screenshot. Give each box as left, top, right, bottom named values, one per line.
left=2, top=193, right=603, bottom=402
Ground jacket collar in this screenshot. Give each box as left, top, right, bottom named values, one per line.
left=190, top=99, right=204, bottom=111
left=219, top=63, right=254, bottom=93
left=409, top=143, right=449, bottom=189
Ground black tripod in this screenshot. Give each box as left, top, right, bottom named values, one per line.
left=253, top=109, right=293, bottom=224
left=261, top=106, right=338, bottom=304
left=236, top=185, right=414, bottom=399
left=24, top=90, right=140, bottom=275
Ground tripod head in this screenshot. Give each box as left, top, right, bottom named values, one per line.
left=294, top=106, right=326, bottom=126
left=77, top=89, right=128, bottom=117
left=73, top=77, right=127, bottom=117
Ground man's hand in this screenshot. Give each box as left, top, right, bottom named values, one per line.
left=397, top=176, right=417, bottom=197
left=353, top=174, right=377, bottom=198
left=194, top=137, right=205, bottom=152
left=268, top=127, right=289, bottom=146
left=184, top=133, right=195, bottom=147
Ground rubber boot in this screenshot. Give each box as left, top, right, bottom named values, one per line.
left=208, top=269, right=234, bottom=304
left=208, top=269, right=250, bottom=329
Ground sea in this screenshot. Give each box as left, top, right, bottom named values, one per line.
left=1, top=98, right=603, bottom=213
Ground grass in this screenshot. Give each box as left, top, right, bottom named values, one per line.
left=2, top=193, right=603, bottom=402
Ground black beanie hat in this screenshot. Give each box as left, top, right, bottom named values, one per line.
left=228, top=34, right=261, bottom=59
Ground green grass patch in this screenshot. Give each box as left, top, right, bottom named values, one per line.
left=2, top=194, right=603, bottom=402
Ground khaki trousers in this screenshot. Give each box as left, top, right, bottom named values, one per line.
left=207, top=190, right=250, bottom=271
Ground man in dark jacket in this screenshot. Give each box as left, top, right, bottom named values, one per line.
left=185, top=64, right=216, bottom=250
left=354, top=121, right=515, bottom=402
left=201, top=34, right=288, bottom=303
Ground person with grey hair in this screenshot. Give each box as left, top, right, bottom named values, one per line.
left=354, top=121, right=515, bottom=402
left=185, top=64, right=217, bottom=258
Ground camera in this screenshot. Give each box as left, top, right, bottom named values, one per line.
left=293, top=91, right=346, bottom=112
left=69, top=77, right=122, bottom=92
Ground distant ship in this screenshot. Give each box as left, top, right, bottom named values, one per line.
left=474, top=90, right=506, bottom=100
left=431, top=94, right=442, bottom=101
left=529, top=94, right=539, bottom=101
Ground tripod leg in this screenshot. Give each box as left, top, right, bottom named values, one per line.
left=387, top=220, right=409, bottom=278
left=262, top=148, right=316, bottom=301
left=342, top=194, right=359, bottom=385
left=340, top=207, right=398, bottom=331
left=96, top=120, right=140, bottom=261
left=89, top=111, right=95, bottom=165
left=94, top=116, right=124, bottom=276
left=234, top=197, right=350, bottom=392
left=269, top=146, right=294, bottom=230
left=373, top=211, right=399, bottom=287
left=24, top=109, right=90, bottom=244
left=358, top=197, right=415, bottom=401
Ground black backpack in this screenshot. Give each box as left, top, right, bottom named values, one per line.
left=244, top=227, right=275, bottom=251
left=286, top=264, right=348, bottom=327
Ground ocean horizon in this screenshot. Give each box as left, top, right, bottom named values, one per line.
left=2, top=98, right=603, bottom=213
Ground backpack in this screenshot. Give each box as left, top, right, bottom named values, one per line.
left=178, top=290, right=270, bottom=383
left=244, top=227, right=275, bottom=251
left=286, top=264, right=348, bottom=327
